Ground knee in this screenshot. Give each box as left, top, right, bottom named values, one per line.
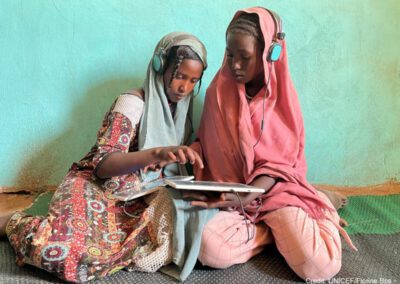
left=198, top=223, right=235, bottom=269
left=198, top=211, right=263, bottom=269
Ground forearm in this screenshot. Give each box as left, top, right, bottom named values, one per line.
left=250, top=175, right=276, bottom=193
left=245, top=175, right=276, bottom=203
left=96, top=148, right=160, bottom=179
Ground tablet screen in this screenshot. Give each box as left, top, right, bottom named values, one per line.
left=112, top=175, right=194, bottom=201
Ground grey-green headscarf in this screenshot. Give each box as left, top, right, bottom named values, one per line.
left=139, top=32, right=207, bottom=182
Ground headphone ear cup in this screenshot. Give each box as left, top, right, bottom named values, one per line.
left=266, top=42, right=282, bottom=62
left=152, top=49, right=166, bottom=73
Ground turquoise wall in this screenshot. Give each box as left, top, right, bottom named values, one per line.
left=1, top=0, right=399, bottom=188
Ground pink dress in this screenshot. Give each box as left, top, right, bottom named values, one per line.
left=192, top=7, right=356, bottom=281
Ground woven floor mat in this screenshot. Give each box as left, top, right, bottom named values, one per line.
left=339, top=194, right=400, bottom=234
left=1, top=233, right=398, bottom=283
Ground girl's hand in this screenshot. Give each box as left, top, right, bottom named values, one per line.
left=183, top=191, right=263, bottom=208
left=143, top=163, right=162, bottom=172
left=155, top=146, right=204, bottom=169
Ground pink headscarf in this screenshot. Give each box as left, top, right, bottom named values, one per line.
left=193, top=7, right=333, bottom=220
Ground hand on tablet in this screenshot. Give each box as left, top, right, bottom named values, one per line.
left=154, top=146, right=204, bottom=169
left=183, top=191, right=263, bottom=209
left=143, top=163, right=162, bottom=172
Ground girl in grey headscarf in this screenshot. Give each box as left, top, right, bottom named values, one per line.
left=4, top=32, right=207, bottom=283
left=96, top=31, right=207, bottom=180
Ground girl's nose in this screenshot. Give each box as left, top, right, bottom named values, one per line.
left=179, top=82, right=189, bottom=94
left=232, top=58, right=242, bottom=70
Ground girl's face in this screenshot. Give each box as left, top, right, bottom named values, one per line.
left=226, top=32, right=264, bottom=84
left=163, top=59, right=203, bottom=103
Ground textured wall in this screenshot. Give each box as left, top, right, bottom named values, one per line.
left=0, top=0, right=399, bottom=188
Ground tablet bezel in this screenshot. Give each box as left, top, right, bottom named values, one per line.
left=165, top=180, right=265, bottom=193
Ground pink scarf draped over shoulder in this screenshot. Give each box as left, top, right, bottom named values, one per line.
left=192, top=7, right=333, bottom=220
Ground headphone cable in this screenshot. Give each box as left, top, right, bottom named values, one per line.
left=253, top=62, right=273, bottom=148
left=233, top=191, right=263, bottom=243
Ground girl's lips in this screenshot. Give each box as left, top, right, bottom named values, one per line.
left=175, top=94, right=185, bottom=100
left=234, top=73, right=245, bottom=79
left=234, top=74, right=245, bottom=81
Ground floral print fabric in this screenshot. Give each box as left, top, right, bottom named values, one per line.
left=7, top=99, right=169, bottom=282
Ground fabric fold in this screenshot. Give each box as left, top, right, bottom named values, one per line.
left=160, top=189, right=218, bottom=281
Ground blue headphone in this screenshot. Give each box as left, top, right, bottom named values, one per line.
left=152, top=46, right=168, bottom=74
left=264, top=8, right=286, bottom=62
left=151, top=34, right=205, bottom=74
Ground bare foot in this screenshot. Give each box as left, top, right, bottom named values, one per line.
left=0, top=212, right=15, bottom=237
left=339, top=218, right=348, bottom=227
left=318, top=189, right=348, bottom=210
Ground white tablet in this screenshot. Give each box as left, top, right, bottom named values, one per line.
left=112, top=176, right=194, bottom=201
left=165, top=180, right=265, bottom=193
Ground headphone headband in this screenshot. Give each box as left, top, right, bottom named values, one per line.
left=263, top=8, right=285, bottom=41
left=152, top=33, right=207, bottom=74
left=259, top=7, right=285, bottom=62
left=152, top=34, right=189, bottom=74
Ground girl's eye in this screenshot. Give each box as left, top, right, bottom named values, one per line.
left=191, top=79, right=199, bottom=83
left=226, top=53, right=233, bottom=58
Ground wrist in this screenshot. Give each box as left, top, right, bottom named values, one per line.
left=244, top=192, right=262, bottom=205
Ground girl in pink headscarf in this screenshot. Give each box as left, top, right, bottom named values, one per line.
left=188, top=7, right=356, bottom=281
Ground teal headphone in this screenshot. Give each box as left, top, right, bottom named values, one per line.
left=151, top=34, right=206, bottom=74
left=152, top=46, right=168, bottom=74
left=264, top=8, right=285, bottom=62
left=152, top=34, right=183, bottom=74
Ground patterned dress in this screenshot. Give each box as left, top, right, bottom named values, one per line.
left=6, top=95, right=174, bottom=282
